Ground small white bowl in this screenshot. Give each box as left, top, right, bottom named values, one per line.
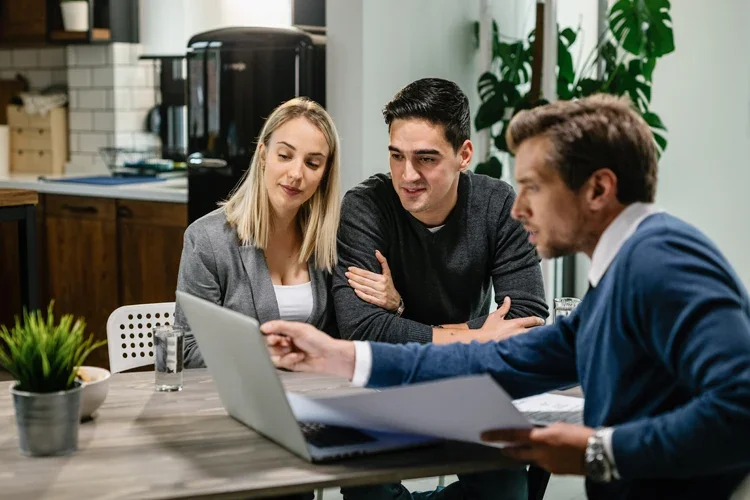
left=77, top=366, right=111, bottom=420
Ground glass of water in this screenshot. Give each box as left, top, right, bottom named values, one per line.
left=554, top=297, right=581, bottom=322
left=154, top=326, right=184, bottom=392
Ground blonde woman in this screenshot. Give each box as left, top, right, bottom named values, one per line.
left=174, top=97, right=341, bottom=369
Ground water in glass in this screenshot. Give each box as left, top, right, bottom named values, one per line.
left=554, top=297, right=581, bottom=322
left=154, top=326, right=184, bottom=391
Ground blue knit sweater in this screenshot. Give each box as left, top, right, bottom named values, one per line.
left=367, top=213, right=750, bottom=499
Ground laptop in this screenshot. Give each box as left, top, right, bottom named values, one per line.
left=176, top=291, right=436, bottom=462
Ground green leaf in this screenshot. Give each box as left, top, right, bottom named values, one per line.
left=497, top=40, right=532, bottom=85
left=472, top=21, right=480, bottom=50
left=642, top=57, right=657, bottom=82
left=493, top=122, right=509, bottom=152
left=575, top=78, right=605, bottom=97
left=560, top=27, right=577, bottom=46
left=558, top=30, right=576, bottom=86
left=491, top=20, right=501, bottom=59
left=643, top=111, right=668, bottom=155
left=0, top=301, right=106, bottom=393
left=599, top=40, right=619, bottom=77
left=652, top=130, right=668, bottom=155
left=609, top=0, right=675, bottom=59
left=642, top=111, right=666, bottom=130
left=475, top=73, right=520, bottom=131
left=475, top=156, right=503, bottom=178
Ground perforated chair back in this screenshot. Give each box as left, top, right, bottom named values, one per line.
left=106, top=302, right=176, bottom=373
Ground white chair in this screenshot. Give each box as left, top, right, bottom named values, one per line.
left=106, top=302, right=176, bottom=374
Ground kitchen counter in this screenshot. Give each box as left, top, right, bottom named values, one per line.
left=0, top=173, right=187, bottom=203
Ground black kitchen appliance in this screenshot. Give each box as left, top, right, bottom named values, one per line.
left=186, top=26, right=326, bottom=223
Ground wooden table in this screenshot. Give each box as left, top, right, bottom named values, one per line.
left=0, top=188, right=39, bottom=311
left=0, top=369, right=521, bottom=500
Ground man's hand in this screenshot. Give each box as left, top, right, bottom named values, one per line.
left=477, top=296, right=545, bottom=341
left=261, top=321, right=356, bottom=380
left=482, top=423, right=595, bottom=475
left=346, top=250, right=402, bottom=312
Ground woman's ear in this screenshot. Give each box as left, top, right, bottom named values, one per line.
left=258, top=143, right=267, bottom=168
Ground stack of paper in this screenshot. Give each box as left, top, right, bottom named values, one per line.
left=287, top=375, right=584, bottom=446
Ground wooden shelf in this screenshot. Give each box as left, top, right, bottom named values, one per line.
left=48, top=28, right=111, bottom=42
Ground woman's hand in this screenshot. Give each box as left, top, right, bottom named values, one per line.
left=345, top=250, right=403, bottom=312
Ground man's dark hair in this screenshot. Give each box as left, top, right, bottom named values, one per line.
left=383, top=78, right=471, bottom=152
left=507, top=94, right=658, bottom=204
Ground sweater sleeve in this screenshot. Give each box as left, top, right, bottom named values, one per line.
left=611, top=235, right=750, bottom=479
left=467, top=187, right=548, bottom=328
left=333, top=191, right=432, bottom=343
left=367, top=317, right=579, bottom=398
left=173, top=224, right=222, bottom=369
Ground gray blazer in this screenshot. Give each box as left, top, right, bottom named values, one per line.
left=174, top=208, right=338, bottom=368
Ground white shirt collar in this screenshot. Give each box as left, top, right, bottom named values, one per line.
left=588, top=203, right=664, bottom=287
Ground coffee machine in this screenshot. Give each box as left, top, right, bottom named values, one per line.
left=185, top=26, right=326, bottom=223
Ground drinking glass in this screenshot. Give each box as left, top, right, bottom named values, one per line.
left=553, top=297, right=581, bottom=322
left=154, top=326, right=184, bottom=391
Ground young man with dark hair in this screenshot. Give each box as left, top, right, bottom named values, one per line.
left=265, top=94, right=750, bottom=500
left=331, top=78, right=549, bottom=499
left=336, top=77, right=548, bottom=346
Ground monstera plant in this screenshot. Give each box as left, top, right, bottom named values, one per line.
left=474, top=0, right=675, bottom=178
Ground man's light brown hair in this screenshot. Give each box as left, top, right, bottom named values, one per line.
left=507, top=94, right=658, bottom=204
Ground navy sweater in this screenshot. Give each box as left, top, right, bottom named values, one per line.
left=366, top=213, right=750, bottom=499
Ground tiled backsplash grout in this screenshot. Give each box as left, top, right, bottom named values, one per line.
left=64, top=44, right=160, bottom=173
left=0, top=48, right=67, bottom=90
left=0, top=44, right=160, bottom=174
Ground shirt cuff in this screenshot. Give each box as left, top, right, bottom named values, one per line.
left=351, top=341, right=373, bottom=387
left=600, top=427, right=621, bottom=480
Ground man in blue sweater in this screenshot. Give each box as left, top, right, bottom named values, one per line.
left=262, top=94, right=750, bottom=499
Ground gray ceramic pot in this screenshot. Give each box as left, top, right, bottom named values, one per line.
left=10, top=381, right=82, bottom=456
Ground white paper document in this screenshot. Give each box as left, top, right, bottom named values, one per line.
left=287, top=374, right=532, bottom=446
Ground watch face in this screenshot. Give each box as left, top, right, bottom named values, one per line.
left=586, top=456, right=607, bottom=481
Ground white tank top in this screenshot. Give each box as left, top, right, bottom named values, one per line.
left=273, top=281, right=314, bottom=322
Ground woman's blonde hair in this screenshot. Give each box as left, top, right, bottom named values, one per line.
left=223, top=97, right=341, bottom=272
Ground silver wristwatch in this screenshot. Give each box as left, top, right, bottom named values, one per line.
left=584, top=429, right=614, bottom=483
left=394, top=297, right=405, bottom=317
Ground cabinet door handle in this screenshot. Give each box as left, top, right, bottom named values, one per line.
left=117, top=206, right=133, bottom=218
left=61, top=204, right=98, bottom=214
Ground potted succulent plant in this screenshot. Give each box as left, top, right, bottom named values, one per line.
left=60, top=0, right=90, bottom=32
left=0, top=303, right=106, bottom=456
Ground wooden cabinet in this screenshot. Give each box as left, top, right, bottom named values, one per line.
left=45, top=195, right=119, bottom=368
left=8, top=106, right=69, bottom=176
left=0, top=197, right=47, bottom=331
left=0, top=193, right=187, bottom=369
left=0, top=0, right=139, bottom=45
left=0, top=0, right=47, bottom=43
left=117, top=199, right=187, bottom=305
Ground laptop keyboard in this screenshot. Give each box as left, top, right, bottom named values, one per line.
left=300, top=422, right=377, bottom=448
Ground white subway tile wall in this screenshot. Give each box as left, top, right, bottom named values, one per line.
left=76, top=89, right=108, bottom=110
left=11, top=49, right=39, bottom=69
left=0, top=48, right=68, bottom=91
left=92, top=68, right=114, bottom=88
left=113, top=89, right=132, bottom=110
left=94, top=111, right=116, bottom=132
left=65, top=44, right=160, bottom=173
left=69, top=111, right=93, bottom=131
left=0, top=44, right=159, bottom=174
left=68, top=68, right=92, bottom=88
left=38, top=48, right=65, bottom=68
